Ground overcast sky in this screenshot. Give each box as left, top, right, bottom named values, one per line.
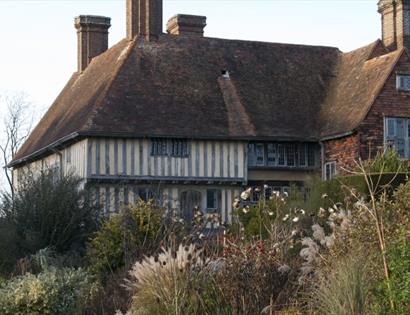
left=0, top=0, right=380, bottom=111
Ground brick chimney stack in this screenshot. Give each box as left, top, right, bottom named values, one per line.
left=378, top=0, right=410, bottom=51
left=75, top=15, right=111, bottom=72
left=126, top=0, right=163, bottom=41
left=166, top=15, right=207, bottom=37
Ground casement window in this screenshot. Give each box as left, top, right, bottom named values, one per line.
left=267, top=144, right=277, bottom=166
left=396, top=74, right=410, bottom=91
left=151, top=138, right=189, bottom=157
left=171, top=139, right=188, bottom=157
left=151, top=138, right=169, bottom=156
left=248, top=142, right=317, bottom=168
left=206, top=189, right=221, bottom=211
left=384, top=117, right=410, bottom=158
left=255, top=143, right=265, bottom=166
left=324, top=161, right=337, bottom=181
left=137, top=187, right=162, bottom=204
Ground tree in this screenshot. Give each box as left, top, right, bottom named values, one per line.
left=0, top=92, right=33, bottom=195
left=0, top=170, right=100, bottom=258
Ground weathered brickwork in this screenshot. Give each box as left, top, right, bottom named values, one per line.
left=324, top=134, right=360, bottom=174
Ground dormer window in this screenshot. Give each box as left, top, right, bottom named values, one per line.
left=396, top=74, right=410, bottom=91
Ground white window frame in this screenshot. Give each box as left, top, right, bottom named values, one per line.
left=396, top=74, right=410, bottom=92
left=323, top=161, right=337, bottom=181
left=384, top=117, right=410, bottom=159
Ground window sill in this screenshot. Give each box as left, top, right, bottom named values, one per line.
left=248, top=166, right=319, bottom=171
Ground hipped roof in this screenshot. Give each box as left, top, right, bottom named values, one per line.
left=11, top=35, right=404, bottom=166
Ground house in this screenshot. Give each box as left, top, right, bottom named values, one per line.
left=9, top=0, right=410, bottom=222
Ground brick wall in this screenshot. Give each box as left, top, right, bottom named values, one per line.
left=323, top=134, right=360, bottom=174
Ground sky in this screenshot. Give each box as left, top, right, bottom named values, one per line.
left=0, top=0, right=380, bottom=111
left=0, top=0, right=382, bottom=189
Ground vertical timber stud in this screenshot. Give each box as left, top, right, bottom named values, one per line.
left=126, top=0, right=163, bottom=41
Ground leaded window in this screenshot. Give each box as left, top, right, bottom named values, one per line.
left=248, top=142, right=317, bottom=168
left=151, top=138, right=189, bottom=157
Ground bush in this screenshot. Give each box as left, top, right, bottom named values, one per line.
left=87, top=200, right=165, bottom=280
left=0, top=171, right=99, bottom=260
left=0, top=267, right=99, bottom=315
left=218, top=238, right=293, bottom=315
left=371, top=240, right=410, bottom=315
left=125, top=244, right=231, bottom=315
left=311, top=253, right=369, bottom=315
left=0, top=217, right=21, bottom=275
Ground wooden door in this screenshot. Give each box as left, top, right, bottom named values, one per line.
left=180, top=190, right=201, bottom=222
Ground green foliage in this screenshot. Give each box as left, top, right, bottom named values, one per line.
left=0, top=171, right=99, bottom=260
left=312, top=253, right=369, bottom=315
left=236, top=186, right=305, bottom=240
left=371, top=240, right=410, bottom=315
left=365, top=149, right=407, bottom=174
left=87, top=200, right=165, bottom=280
left=0, top=217, right=21, bottom=275
left=0, top=267, right=99, bottom=315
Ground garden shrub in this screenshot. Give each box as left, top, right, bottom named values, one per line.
left=0, top=217, right=21, bottom=275
left=371, top=240, right=410, bottom=315
left=0, top=267, right=99, bottom=315
left=311, top=253, right=369, bottom=315
left=0, top=170, right=99, bottom=259
left=125, top=244, right=231, bottom=315
left=87, top=200, right=165, bottom=280
left=218, top=238, right=293, bottom=315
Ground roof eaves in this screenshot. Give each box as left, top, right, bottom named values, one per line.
left=7, top=132, right=81, bottom=168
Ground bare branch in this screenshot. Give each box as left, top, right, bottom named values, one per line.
left=0, top=91, right=34, bottom=194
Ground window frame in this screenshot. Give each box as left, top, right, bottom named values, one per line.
left=150, top=138, right=189, bottom=158
left=323, top=161, right=337, bottom=181
left=206, top=189, right=220, bottom=211
left=396, top=74, right=410, bottom=92
left=384, top=116, right=410, bottom=159
left=248, top=142, right=317, bottom=168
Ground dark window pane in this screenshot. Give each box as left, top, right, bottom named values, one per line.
left=255, top=144, right=265, bottom=166
left=267, top=144, right=276, bottom=166
left=286, top=144, right=295, bottom=166
left=278, top=144, right=285, bottom=166
left=299, top=144, right=307, bottom=166
left=207, top=190, right=217, bottom=209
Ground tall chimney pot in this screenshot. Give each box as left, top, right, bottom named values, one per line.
left=75, top=15, right=111, bottom=72
left=166, top=14, right=207, bottom=37
left=126, top=0, right=163, bottom=41
left=378, top=0, right=410, bottom=51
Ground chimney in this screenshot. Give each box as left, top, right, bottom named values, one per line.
left=75, top=15, right=111, bottom=72
left=166, top=14, right=207, bottom=37
left=126, top=0, right=163, bottom=41
left=378, top=0, right=410, bottom=51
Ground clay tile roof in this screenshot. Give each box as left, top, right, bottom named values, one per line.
left=10, top=35, right=402, bottom=166
left=319, top=40, right=403, bottom=138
